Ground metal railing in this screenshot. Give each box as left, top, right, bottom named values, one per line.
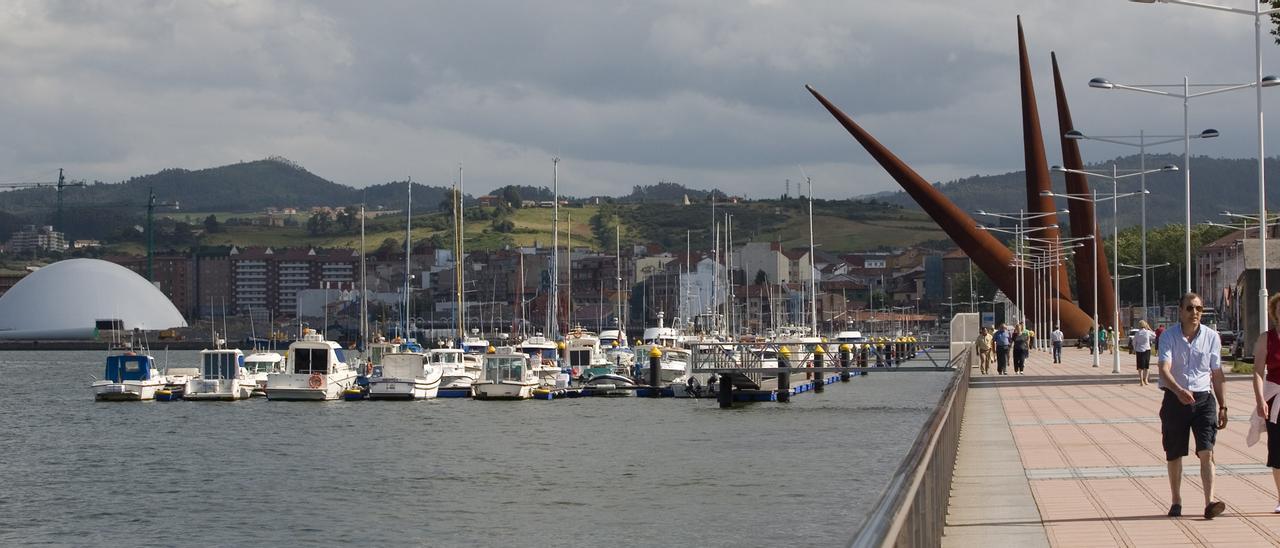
left=848, top=344, right=972, bottom=548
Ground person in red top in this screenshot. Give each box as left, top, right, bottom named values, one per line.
left=1155, top=324, right=1166, bottom=351
left=1252, top=293, right=1280, bottom=513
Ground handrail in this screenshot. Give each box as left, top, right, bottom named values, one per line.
left=848, top=344, right=971, bottom=548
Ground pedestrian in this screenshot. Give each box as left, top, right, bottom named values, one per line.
left=1155, top=324, right=1165, bottom=351
left=1098, top=326, right=1108, bottom=356
left=1131, top=320, right=1156, bottom=386
left=994, top=322, right=1010, bottom=375
left=1109, top=327, right=1118, bottom=355
left=975, top=327, right=993, bottom=375
left=1051, top=325, right=1064, bottom=364
left=1013, top=322, right=1029, bottom=375
left=1247, top=292, right=1280, bottom=513
left=1157, top=292, right=1227, bottom=520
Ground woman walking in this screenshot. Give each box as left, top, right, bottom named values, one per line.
left=1013, top=323, right=1029, bottom=375
left=1250, top=293, right=1280, bottom=513
left=1131, top=320, right=1156, bottom=386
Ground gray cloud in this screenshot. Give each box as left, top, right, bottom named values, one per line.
left=1, top=0, right=1278, bottom=199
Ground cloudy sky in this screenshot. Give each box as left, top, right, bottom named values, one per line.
left=2, top=0, right=1278, bottom=199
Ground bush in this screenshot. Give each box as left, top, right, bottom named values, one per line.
left=1231, top=359, right=1254, bottom=375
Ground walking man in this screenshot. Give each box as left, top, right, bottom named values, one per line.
left=1050, top=325, right=1064, bottom=364
left=1158, top=292, right=1227, bottom=519
left=1012, top=323, right=1029, bottom=374
left=975, top=327, right=993, bottom=375
left=994, top=322, right=1010, bottom=375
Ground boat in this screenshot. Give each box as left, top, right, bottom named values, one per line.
left=472, top=351, right=539, bottom=400
left=243, top=351, right=284, bottom=396
left=433, top=348, right=478, bottom=392
left=367, top=350, right=443, bottom=400
left=185, top=346, right=254, bottom=401
left=265, top=329, right=358, bottom=400
left=564, top=327, right=610, bottom=377
left=93, top=351, right=167, bottom=401
left=517, top=333, right=564, bottom=387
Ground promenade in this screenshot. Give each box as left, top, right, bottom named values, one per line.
left=944, top=343, right=1279, bottom=547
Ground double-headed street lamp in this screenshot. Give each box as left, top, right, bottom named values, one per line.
left=1088, top=73, right=1271, bottom=293
left=1119, top=0, right=1280, bottom=333
left=1065, top=128, right=1217, bottom=313
left=1047, top=163, right=1175, bottom=372
left=976, top=210, right=1066, bottom=326
left=1024, top=238, right=1086, bottom=350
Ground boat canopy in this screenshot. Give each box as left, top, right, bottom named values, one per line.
left=104, top=354, right=154, bottom=382
left=291, top=347, right=334, bottom=374
left=483, top=355, right=528, bottom=382
left=201, top=351, right=244, bottom=380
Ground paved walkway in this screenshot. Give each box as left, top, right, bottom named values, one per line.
left=944, top=343, right=1280, bottom=547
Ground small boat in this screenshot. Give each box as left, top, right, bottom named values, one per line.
left=472, top=352, right=539, bottom=400
left=367, top=351, right=443, bottom=400
left=185, top=346, right=255, bottom=401
left=632, top=343, right=691, bottom=385
left=243, top=352, right=284, bottom=396
left=93, top=352, right=166, bottom=401
left=433, top=348, right=478, bottom=391
left=517, top=334, right=564, bottom=387
left=266, top=329, right=358, bottom=401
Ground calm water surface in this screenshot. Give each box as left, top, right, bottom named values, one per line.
left=0, top=350, right=953, bottom=547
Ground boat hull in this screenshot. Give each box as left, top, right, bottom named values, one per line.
left=93, top=380, right=162, bottom=401
left=582, top=373, right=636, bottom=397
left=184, top=379, right=255, bottom=401
left=472, top=381, right=536, bottom=400
left=266, top=371, right=357, bottom=401
left=367, top=377, right=441, bottom=400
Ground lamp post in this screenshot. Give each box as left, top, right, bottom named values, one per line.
left=1024, top=239, right=1087, bottom=350
left=1047, top=163, right=1175, bottom=371
left=1127, top=0, right=1280, bottom=335
left=976, top=209, right=1065, bottom=327
left=1065, top=128, right=1217, bottom=314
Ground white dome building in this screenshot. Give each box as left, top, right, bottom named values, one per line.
left=0, top=258, right=188, bottom=339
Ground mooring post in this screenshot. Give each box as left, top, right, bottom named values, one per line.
left=718, top=372, right=733, bottom=408
left=858, top=343, right=868, bottom=368
left=839, top=343, right=851, bottom=382
left=813, top=343, right=825, bottom=393
left=648, top=346, right=662, bottom=398
left=777, top=345, right=791, bottom=403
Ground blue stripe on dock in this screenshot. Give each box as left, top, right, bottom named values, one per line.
left=437, top=389, right=471, bottom=398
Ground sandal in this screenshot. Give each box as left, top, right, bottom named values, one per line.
left=1204, top=501, right=1225, bottom=520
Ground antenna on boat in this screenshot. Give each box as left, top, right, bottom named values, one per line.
left=404, top=176, right=412, bottom=341
left=799, top=166, right=817, bottom=335
left=548, top=156, right=560, bottom=341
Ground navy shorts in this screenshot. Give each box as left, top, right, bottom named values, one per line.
left=1159, top=389, right=1218, bottom=461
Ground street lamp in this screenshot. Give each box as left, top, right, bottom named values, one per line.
left=1025, top=239, right=1087, bottom=350
left=1047, top=163, right=1174, bottom=372
left=977, top=221, right=1061, bottom=327
left=1065, top=128, right=1217, bottom=315
left=1127, top=0, right=1280, bottom=334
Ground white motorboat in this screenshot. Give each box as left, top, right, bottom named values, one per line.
left=93, top=352, right=166, bottom=401
left=367, top=351, right=443, bottom=400
left=432, top=348, right=477, bottom=391
left=266, top=329, right=358, bottom=400
left=185, top=347, right=254, bottom=401
left=564, top=328, right=611, bottom=376
left=244, top=352, right=284, bottom=396
left=632, top=343, right=691, bottom=385
left=517, top=334, right=563, bottom=387
left=472, top=352, right=539, bottom=400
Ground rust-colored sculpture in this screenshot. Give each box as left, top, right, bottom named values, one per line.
left=805, top=85, right=1093, bottom=336
left=1052, top=52, right=1116, bottom=326
left=1017, top=18, right=1071, bottom=300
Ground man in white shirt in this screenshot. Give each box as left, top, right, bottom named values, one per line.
left=1157, top=292, right=1227, bottom=520
left=1050, top=326, right=1064, bottom=364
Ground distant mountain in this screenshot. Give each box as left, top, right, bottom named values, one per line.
left=873, top=153, right=1280, bottom=230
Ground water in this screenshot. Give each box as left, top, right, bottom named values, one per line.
left=0, top=350, right=954, bottom=547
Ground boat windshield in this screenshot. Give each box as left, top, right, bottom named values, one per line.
left=431, top=352, right=462, bottom=365
left=520, top=346, right=558, bottom=361
left=484, top=356, right=526, bottom=382
left=244, top=360, right=278, bottom=374
left=292, top=348, right=331, bottom=374
left=202, top=352, right=242, bottom=379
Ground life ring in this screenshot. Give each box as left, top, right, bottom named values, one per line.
left=308, top=373, right=323, bottom=389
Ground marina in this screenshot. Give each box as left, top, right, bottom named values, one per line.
left=1, top=348, right=956, bottom=547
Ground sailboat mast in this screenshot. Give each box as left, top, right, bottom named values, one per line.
left=404, top=177, right=412, bottom=340
left=808, top=176, right=817, bottom=334
left=453, top=178, right=463, bottom=341
left=566, top=213, right=572, bottom=330
left=616, top=225, right=624, bottom=339
left=549, top=157, right=560, bottom=339
left=360, top=204, right=367, bottom=348
left=458, top=162, right=466, bottom=338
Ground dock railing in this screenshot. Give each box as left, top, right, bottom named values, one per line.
left=848, top=314, right=974, bottom=548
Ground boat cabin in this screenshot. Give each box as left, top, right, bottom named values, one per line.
left=482, top=355, right=531, bottom=382
left=200, top=350, right=245, bottom=380
left=104, top=354, right=156, bottom=382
